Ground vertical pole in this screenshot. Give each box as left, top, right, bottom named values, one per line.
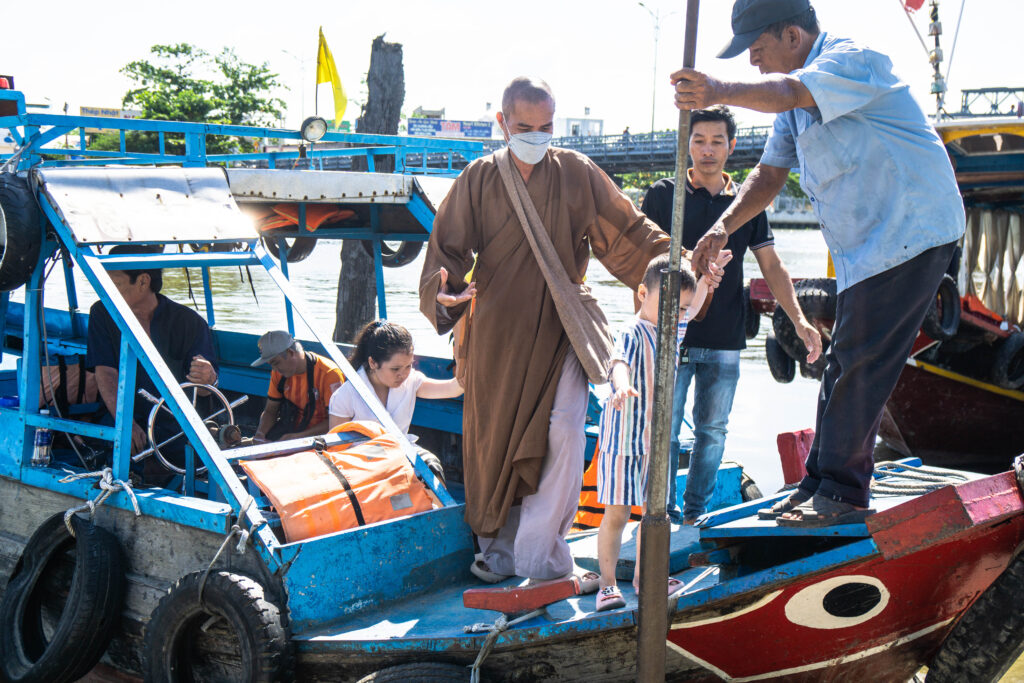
left=370, top=205, right=387, bottom=318
left=113, top=336, right=137, bottom=482
left=278, top=238, right=295, bottom=335
left=61, top=255, right=82, bottom=337
left=200, top=267, right=216, bottom=328
left=637, top=1, right=699, bottom=681
left=650, top=10, right=660, bottom=143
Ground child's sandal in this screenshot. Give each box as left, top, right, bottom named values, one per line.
left=595, top=586, right=627, bottom=612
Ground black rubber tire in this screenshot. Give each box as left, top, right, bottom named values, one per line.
left=144, top=570, right=289, bottom=683
left=922, top=274, right=961, bottom=342
left=926, top=551, right=1024, bottom=682
left=262, top=235, right=317, bottom=263
left=0, top=512, right=125, bottom=683
left=740, top=470, right=764, bottom=502
left=0, top=172, right=43, bottom=292
left=743, top=285, right=760, bottom=340
left=356, top=662, right=472, bottom=682
left=773, top=278, right=837, bottom=380
left=765, top=330, right=795, bottom=384
left=992, top=332, right=1024, bottom=391
left=360, top=240, right=424, bottom=268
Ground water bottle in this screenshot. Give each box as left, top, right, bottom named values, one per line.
left=32, top=409, right=52, bottom=467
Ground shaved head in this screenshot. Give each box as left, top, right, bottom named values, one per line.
left=501, top=77, right=555, bottom=118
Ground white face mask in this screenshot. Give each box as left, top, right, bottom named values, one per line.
left=506, top=130, right=552, bottom=165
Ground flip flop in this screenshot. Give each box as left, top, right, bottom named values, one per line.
left=595, top=586, right=626, bottom=612
left=757, top=489, right=813, bottom=520
left=527, top=571, right=600, bottom=594
left=775, top=495, right=875, bottom=528
left=668, top=577, right=684, bottom=596
left=470, top=557, right=512, bottom=584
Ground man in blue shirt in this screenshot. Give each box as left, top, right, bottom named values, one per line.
left=642, top=105, right=820, bottom=524
left=670, top=0, right=965, bottom=526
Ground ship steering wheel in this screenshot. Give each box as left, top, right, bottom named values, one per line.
left=141, top=382, right=236, bottom=476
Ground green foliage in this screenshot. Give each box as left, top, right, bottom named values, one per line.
left=619, top=170, right=674, bottom=190
left=92, top=43, right=285, bottom=155
left=728, top=169, right=807, bottom=199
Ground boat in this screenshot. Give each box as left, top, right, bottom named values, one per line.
left=751, top=116, right=1024, bottom=473
left=2, top=85, right=1024, bottom=683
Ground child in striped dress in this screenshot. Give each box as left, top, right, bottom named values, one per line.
left=594, top=253, right=702, bottom=612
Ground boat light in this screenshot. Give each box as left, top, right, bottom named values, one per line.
left=300, top=116, right=328, bottom=143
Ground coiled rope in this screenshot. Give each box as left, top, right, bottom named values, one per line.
left=58, top=467, right=141, bottom=535
left=871, top=461, right=969, bottom=497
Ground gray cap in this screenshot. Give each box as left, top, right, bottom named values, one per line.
left=718, top=0, right=811, bottom=59
left=251, top=330, right=295, bottom=367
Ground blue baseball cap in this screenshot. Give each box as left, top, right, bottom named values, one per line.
left=718, top=0, right=812, bottom=59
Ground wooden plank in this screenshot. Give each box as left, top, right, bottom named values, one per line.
left=463, top=577, right=580, bottom=613
left=867, top=471, right=1023, bottom=559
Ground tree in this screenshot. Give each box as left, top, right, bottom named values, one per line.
left=333, top=35, right=405, bottom=344
left=92, top=43, right=285, bottom=155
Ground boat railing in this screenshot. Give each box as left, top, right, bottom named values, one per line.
left=0, top=88, right=485, bottom=176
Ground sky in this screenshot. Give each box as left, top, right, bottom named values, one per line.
left=4, top=0, right=1021, bottom=135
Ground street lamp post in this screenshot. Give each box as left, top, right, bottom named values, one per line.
left=639, top=2, right=677, bottom=144
left=281, top=49, right=312, bottom=124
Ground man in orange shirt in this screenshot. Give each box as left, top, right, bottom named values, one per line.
left=252, top=331, right=344, bottom=442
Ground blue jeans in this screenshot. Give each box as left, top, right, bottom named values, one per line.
left=668, top=348, right=740, bottom=520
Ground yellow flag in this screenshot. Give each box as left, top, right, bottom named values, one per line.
left=316, top=28, right=347, bottom=128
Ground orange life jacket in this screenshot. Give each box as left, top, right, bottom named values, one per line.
left=571, top=443, right=642, bottom=532
left=240, top=421, right=438, bottom=543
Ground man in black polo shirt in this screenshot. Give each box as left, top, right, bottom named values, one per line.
left=86, top=245, right=219, bottom=464
left=642, top=105, right=820, bottom=523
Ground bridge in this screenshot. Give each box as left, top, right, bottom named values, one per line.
left=298, top=126, right=774, bottom=178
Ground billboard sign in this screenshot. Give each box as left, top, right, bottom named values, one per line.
left=80, top=106, right=143, bottom=134
left=407, top=118, right=492, bottom=139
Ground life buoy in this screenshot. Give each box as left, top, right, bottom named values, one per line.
left=765, top=329, right=795, bottom=384
left=0, top=172, right=44, bottom=292
left=0, top=512, right=125, bottom=683
left=743, top=285, right=760, bottom=340
left=992, top=331, right=1024, bottom=391
left=360, top=240, right=424, bottom=268
left=926, top=550, right=1024, bottom=682
left=144, top=570, right=290, bottom=683
left=262, top=235, right=317, bottom=263
left=772, top=278, right=837, bottom=381
left=922, top=274, right=961, bottom=342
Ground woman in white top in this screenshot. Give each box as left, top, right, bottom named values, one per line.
left=328, top=319, right=463, bottom=434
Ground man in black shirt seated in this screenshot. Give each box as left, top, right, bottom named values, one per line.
left=85, top=245, right=218, bottom=465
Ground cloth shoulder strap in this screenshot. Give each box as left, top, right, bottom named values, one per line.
left=495, top=148, right=613, bottom=384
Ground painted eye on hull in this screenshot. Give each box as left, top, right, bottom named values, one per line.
left=784, top=575, right=890, bottom=630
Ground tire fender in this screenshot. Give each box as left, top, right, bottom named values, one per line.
left=0, top=512, right=125, bottom=683
left=765, top=329, right=795, bottom=384
left=992, top=331, right=1024, bottom=391
left=262, top=235, right=317, bottom=263
left=0, top=172, right=43, bottom=292
left=922, top=274, right=961, bottom=342
left=772, top=278, right=837, bottom=380
left=144, top=570, right=290, bottom=683
left=360, top=240, right=424, bottom=268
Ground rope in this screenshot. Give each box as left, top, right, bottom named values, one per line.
left=59, top=467, right=141, bottom=536
left=197, top=496, right=262, bottom=611
left=463, top=608, right=545, bottom=683
left=870, top=461, right=969, bottom=497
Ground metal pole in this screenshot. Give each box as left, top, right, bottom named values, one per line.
left=650, top=10, right=659, bottom=141
left=637, top=1, right=699, bottom=681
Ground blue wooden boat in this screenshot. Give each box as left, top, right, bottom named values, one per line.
left=1, top=86, right=1024, bottom=683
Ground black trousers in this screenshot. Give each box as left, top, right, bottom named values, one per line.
left=797, top=241, right=958, bottom=507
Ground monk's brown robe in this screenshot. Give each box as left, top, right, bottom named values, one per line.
left=419, top=148, right=669, bottom=537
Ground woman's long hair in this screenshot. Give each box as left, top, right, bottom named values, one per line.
left=349, top=319, right=414, bottom=370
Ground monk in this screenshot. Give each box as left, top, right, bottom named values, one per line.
left=419, top=77, right=670, bottom=582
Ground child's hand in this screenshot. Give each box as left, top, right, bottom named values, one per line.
left=610, top=385, right=639, bottom=410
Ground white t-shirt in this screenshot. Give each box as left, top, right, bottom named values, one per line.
left=328, top=367, right=426, bottom=434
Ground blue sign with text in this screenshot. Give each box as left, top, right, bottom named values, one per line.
left=408, top=118, right=493, bottom=138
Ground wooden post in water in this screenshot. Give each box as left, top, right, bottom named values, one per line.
left=333, top=35, right=406, bottom=343
left=636, top=1, right=700, bottom=680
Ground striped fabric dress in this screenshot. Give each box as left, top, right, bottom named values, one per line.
left=597, top=315, right=685, bottom=506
